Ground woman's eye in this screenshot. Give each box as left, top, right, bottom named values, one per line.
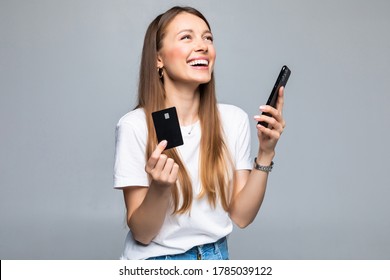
left=181, top=35, right=191, bottom=40
left=205, top=36, right=213, bottom=42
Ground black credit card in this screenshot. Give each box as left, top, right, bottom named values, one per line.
left=152, top=107, right=184, bottom=150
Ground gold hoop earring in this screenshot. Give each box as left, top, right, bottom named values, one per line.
left=157, top=67, right=164, bottom=79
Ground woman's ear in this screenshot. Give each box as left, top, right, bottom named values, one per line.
left=156, top=54, right=164, bottom=69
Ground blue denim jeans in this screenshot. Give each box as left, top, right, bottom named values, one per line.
left=147, top=237, right=229, bottom=260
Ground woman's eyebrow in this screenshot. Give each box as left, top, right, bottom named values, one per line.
left=177, top=29, right=212, bottom=35
left=177, top=29, right=194, bottom=35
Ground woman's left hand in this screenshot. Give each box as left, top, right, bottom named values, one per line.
left=254, top=86, right=286, bottom=155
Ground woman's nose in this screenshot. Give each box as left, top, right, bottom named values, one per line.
left=194, top=38, right=208, bottom=52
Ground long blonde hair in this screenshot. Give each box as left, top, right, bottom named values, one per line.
left=137, top=6, right=233, bottom=214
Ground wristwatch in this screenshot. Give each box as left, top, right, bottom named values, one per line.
left=253, top=158, right=274, bottom=172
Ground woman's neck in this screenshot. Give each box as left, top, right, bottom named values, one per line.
left=164, top=81, right=200, bottom=126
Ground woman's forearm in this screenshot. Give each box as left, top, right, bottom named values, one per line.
left=128, top=182, right=172, bottom=245
left=229, top=152, right=274, bottom=228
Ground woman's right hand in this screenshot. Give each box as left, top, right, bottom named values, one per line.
left=145, top=140, right=179, bottom=187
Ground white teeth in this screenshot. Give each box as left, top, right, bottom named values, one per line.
left=188, top=59, right=209, bottom=66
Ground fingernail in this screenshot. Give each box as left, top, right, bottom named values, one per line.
left=260, top=105, right=266, bottom=110
left=161, top=140, right=167, bottom=146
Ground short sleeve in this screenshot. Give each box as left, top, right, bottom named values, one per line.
left=219, top=104, right=252, bottom=171
left=113, top=111, right=149, bottom=189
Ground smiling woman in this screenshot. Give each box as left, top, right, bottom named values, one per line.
left=113, top=6, right=286, bottom=260
left=157, top=12, right=216, bottom=92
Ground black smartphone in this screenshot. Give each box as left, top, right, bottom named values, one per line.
left=152, top=107, right=184, bottom=150
left=258, top=65, right=291, bottom=127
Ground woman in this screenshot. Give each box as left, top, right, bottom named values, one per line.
left=113, top=6, right=286, bottom=260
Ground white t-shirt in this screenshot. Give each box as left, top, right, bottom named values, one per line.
left=113, top=104, right=252, bottom=259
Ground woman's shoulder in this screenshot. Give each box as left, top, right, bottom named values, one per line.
left=117, top=108, right=146, bottom=127
left=218, top=103, right=248, bottom=120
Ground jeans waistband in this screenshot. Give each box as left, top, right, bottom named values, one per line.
left=188, top=237, right=227, bottom=260
left=146, top=236, right=228, bottom=260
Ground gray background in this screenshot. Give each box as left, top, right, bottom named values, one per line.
left=1, top=0, right=389, bottom=259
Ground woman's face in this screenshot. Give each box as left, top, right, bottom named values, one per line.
left=157, top=12, right=216, bottom=88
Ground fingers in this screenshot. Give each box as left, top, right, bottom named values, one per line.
left=145, top=140, right=167, bottom=173
left=255, top=107, right=285, bottom=132
left=153, top=156, right=178, bottom=183
left=254, top=87, right=286, bottom=141
left=256, top=112, right=282, bottom=130
left=256, top=86, right=286, bottom=131
left=167, top=160, right=179, bottom=183
left=276, top=86, right=285, bottom=113
left=145, top=140, right=179, bottom=186
left=256, top=122, right=282, bottom=141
